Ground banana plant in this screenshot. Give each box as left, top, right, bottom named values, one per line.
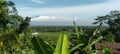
left=31, top=34, right=70, bottom=54
left=71, top=21, right=103, bottom=54
left=31, top=36, right=53, bottom=54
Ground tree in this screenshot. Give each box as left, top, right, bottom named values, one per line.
left=0, top=0, right=32, bottom=53
left=93, top=11, right=120, bottom=42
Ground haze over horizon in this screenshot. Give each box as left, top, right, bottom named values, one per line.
left=7, top=0, right=120, bottom=26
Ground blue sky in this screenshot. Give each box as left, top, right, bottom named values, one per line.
left=10, top=0, right=106, bottom=8
left=7, top=0, right=120, bottom=26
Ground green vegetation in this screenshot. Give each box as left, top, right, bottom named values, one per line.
left=0, top=0, right=33, bottom=53
left=93, top=11, right=120, bottom=42
left=0, top=0, right=120, bottom=54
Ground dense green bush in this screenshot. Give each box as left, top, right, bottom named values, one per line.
left=0, top=0, right=33, bottom=53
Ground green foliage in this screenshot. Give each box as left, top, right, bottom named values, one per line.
left=31, top=21, right=113, bottom=54
left=31, top=26, right=75, bottom=32
left=70, top=21, right=103, bottom=54
left=73, top=21, right=80, bottom=40
left=85, top=36, right=103, bottom=49
left=89, top=50, right=98, bottom=54
left=102, top=32, right=115, bottom=42
left=54, top=34, right=69, bottom=54
left=101, top=47, right=113, bottom=54
left=61, top=34, right=69, bottom=54
left=31, top=36, right=53, bottom=54
left=73, top=21, right=89, bottom=45
left=0, top=0, right=32, bottom=53
left=70, top=44, right=83, bottom=53
left=54, top=34, right=63, bottom=54
left=31, top=34, right=70, bottom=54
left=93, top=10, right=120, bottom=42
left=89, top=22, right=102, bottom=42
left=0, top=0, right=116, bottom=54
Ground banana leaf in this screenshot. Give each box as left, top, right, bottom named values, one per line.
left=54, top=34, right=69, bottom=54
left=31, top=36, right=53, bottom=54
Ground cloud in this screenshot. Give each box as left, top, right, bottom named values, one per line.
left=31, top=0, right=44, bottom=4
left=31, top=16, right=95, bottom=22
left=31, top=16, right=76, bottom=22
left=31, top=16, right=95, bottom=26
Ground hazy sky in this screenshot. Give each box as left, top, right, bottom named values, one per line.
left=7, top=0, right=120, bottom=26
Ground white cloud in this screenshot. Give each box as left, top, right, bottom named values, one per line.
left=31, top=0, right=44, bottom=4
left=31, top=16, right=95, bottom=26
left=31, top=16, right=95, bottom=22
left=31, top=16, right=76, bottom=22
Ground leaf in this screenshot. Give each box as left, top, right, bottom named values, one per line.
left=73, top=21, right=81, bottom=43
left=54, top=34, right=63, bottom=54
left=85, top=36, right=103, bottom=49
left=89, top=50, right=98, bottom=54
left=102, top=47, right=113, bottom=54
left=54, top=34, right=69, bottom=54
left=70, top=43, right=84, bottom=53
left=44, top=41, right=55, bottom=52
left=92, top=22, right=102, bottom=36
left=62, top=34, right=69, bottom=54
left=89, top=22, right=102, bottom=42
left=31, top=37, right=52, bottom=54
left=31, top=37, right=42, bottom=54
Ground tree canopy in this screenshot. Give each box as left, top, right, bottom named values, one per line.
left=0, top=0, right=32, bottom=53
left=93, top=11, right=120, bottom=42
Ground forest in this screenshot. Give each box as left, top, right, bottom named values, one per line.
left=0, top=0, right=120, bottom=54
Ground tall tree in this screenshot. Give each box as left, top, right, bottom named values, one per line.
left=93, top=11, right=120, bottom=42
left=0, top=0, right=32, bottom=53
